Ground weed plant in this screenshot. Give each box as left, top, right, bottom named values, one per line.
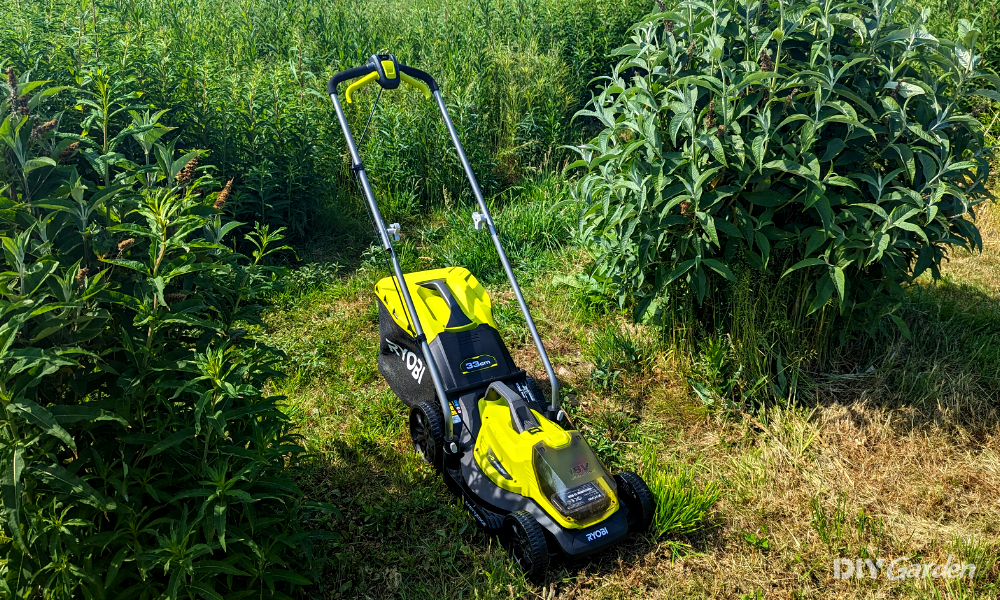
left=0, top=71, right=330, bottom=598
left=640, top=445, right=720, bottom=546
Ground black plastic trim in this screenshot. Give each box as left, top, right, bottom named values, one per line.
left=328, top=64, right=375, bottom=95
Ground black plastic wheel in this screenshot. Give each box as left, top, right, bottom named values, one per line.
left=409, top=401, right=444, bottom=472
left=502, top=510, right=549, bottom=581
left=615, top=471, right=655, bottom=534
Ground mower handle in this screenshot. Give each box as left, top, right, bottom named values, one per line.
left=328, top=55, right=438, bottom=103
left=327, top=55, right=563, bottom=442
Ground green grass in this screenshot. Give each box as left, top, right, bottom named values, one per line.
left=257, top=173, right=1000, bottom=598
left=0, top=0, right=648, bottom=241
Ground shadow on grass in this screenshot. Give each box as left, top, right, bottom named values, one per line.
left=815, top=277, right=1000, bottom=441
left=291, top=424, right=534, bottom=599
left=290, top=404, right=661, bottom=599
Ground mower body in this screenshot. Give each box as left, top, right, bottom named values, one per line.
left=329, top=55, right=652, bottom=577
left=376, top=268, right=630, bottom=558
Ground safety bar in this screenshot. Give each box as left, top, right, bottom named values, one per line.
left=327, top=54, right=438, bottom=103
left=328, top=55, right=562, bottom=444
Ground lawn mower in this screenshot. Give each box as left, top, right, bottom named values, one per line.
left=328, top=54, right=655, bottom=579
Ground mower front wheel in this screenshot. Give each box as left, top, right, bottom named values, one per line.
left=409, top=401, right=444, bottom=472
left=502, top=510, right=549, bottom=581
left=615, top=471, right=655, bottom=535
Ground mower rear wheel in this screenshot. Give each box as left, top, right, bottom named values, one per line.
left=615, top=471, right=655, bottom=534
left=502, top=510, right=549, bottom=581
left=409, top=401, right=444, bottom=472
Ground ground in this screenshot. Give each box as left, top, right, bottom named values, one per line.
left=258, top=184, right=1000, bottom=600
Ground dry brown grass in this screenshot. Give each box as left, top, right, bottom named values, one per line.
left=514, top=387, right=1000, bottom=599
left=495, top=242, right=1000, bottom=599
left=267, top=198, right=1000, bottom=598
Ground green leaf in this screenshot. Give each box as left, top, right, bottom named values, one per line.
left=8, top=399, right=76, bottom=451
left=192, top=560, right=249, bottom=576
left=763, top=159, right=820, bottom=183
left=48, top=405, right=128, bottom=426
left=146, top=428, right=196, bottom=457
left=31, top=464, right=114, bottom=510
left=23, top=157, right=57, bottom=173
left=866, top=232, right=890, bottom=265
left=665, top=259, right=696, bottom=284
left=703, top=259, right=736, bottom=282
left=751, top=135, right=767, bottom=171
left=830, top=265, right=846, bottom=303
left=101, top=258, right=150, bottom=275
left=855, top=203, right=889, bottom=220
left=16, top=80, right=50, bottom=97
left=782, top=258, right=826, bottom=278
left=704, top=135, right=726, bottom=166
left=696, top=212, right=719, bottom=246
left=970, top=89, right=1000, bottom=102
left=754, top=232, right=771, bottom=267
left=188, top=581, right=224, bottom=600
left=890, top=314, right=912, bottom=341
left=824, top=176, right=857, bottom=189
left=819, top=139, right=846, bottom=163
left=269, top=570, right=312, bottom=585
left=890, top=144, right=916, bottom=184
left=808, top=274, right=836, bottom=315
left=215, top=502, right=228, bottom=551
left=805, top=229, right=827, bottom=257
left=1, top=442, right=27, bottom=549
left=105, top=547, right=129, bottom=589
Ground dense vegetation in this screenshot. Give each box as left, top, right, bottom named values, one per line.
left=2, top=0, right=998, bottom=597
left=0, top=71, right=340, bottom=597
left=571, top=0, right=997, bottom=395
left=1, top=0, right=647, bottom=244
left=0, top=0, right=651, bottom=596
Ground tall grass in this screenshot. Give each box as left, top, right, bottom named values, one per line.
left=0, top=0, right=647, bottom=243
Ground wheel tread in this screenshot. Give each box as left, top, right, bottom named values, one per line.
left=503, top=510, right=549, bottom=581
left=615, top=471, right=655, bottom=534
left=409, top=401, right=445, bottom=471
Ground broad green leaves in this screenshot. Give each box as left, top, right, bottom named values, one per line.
left=1, top=73, right=323, bottom=598
left=570, top=0, right=994, bottom=333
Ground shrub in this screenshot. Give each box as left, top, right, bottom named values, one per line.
left=919, top=0, right=1000, bottom=72
left=0, top=71, right=329, bottom=598
left=569, top=0, right=998, bottom=344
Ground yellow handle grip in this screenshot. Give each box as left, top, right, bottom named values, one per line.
left=401, top=73, right=432, bottom=99
left=345, top=71, right=379, bottom=104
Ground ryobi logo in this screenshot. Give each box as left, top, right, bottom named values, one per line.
left=385, top=339, right=426, bottom=384
left=586, top=527, right=609, bottom=542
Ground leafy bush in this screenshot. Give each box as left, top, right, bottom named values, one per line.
left=0, top=71, right=329, bottom=598
left=919, top=0, right=1000, bottom=73
left=570, top=0, right=998, bottom=342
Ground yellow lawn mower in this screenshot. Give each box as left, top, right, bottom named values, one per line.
left=328, top=54, right=655, bottom=579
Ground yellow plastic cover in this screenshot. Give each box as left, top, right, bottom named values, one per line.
left=380, top=59, right=397, bottom=79
left=375, top=267, right=497, bottom=343
left=474, top=396, right=619, bottom=529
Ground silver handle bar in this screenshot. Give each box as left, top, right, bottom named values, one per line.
left=329, top=72, right=560, bottom=444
